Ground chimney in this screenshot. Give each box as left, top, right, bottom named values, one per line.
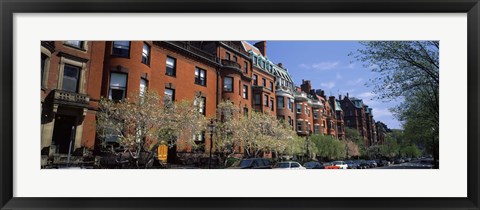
left=346, top=93, right=349, bottom=98
left=339, top=94, right=342, bottom=100
left=278, top=63, right=283, bottom=68
left=300, top=80, right=312, bottom=93
left=254, top=41, right=267, bottom=56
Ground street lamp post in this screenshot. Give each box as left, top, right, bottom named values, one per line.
left=208, top=119, right=215, bottom=169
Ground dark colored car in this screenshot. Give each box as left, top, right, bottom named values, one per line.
left=366, top=160, right=377, bottom=168
left=345, top=160, right=359, bottom=169
left=377, top=159, right=389, bottom=167
left=354, top=159, right=369, bottom=169
left=394, top=158, right=404, bottom=164
left=304, top=161, right=325, bottom=169
left=229, top=158, right=272, bottom=169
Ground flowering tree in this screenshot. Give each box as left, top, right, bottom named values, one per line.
left=97, top=91, right=166, bottom=152
left=97, top=91, right=206, bottom=154
left=213, top=101, right=240, bottom=157
left=162, top=98, right=207, bottom=151
left=346, top=140, right=360, bottom=158
left=232, top=111, right=295, bottom=158
left=212, top=102, right=297, bottom=159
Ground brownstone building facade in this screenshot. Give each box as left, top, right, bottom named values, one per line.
left=339, top=94, right=379, bottom=147
left=41, top=41, right=105, bottom=160
left=41, top=40, right=384, bottom=163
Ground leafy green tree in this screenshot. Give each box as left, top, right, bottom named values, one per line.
left=365, top=145, right=382, bottom=159
left=351, top=41, right=439, bottom=164
left=378, top=136, right=400, bottom=159
left=401, top=145, right=422, bottom=158
left=310, top=135, right=346, bottom=161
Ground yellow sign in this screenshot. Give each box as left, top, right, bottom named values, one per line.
left=157, top=145, right=168, bottom=163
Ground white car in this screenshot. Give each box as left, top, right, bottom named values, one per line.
left=332, top=161, right=348, bottom=169
left=273, top=161, right=306, bottom=169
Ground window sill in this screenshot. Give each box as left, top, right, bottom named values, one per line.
left=195, top=83, right=207, bottom=87
left=166, top=73, right=176, bottom=78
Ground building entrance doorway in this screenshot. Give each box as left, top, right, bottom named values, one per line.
left=52, top=114, right=76, bottom=154
left=167, top=145, right=177, bottom=164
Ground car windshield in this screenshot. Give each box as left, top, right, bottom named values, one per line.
left=333, top=161, right=343, bottom=165
left=275, top=163, right=290, bottom=168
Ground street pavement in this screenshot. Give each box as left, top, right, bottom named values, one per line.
left=374, top=159, right=435, bottom=169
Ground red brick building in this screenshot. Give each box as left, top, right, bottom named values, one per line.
left=41, top=41, right=105, bottom=159
left=331, top=97, right=345, bottom=140
left=41, top=40, right=383, bottom=164
left=244, top=41, right=276, bottom=116
left=339, top=94, right=381, bottom=147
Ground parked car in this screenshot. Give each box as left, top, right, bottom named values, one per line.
left=273, top=161, right=306, bottom=169
left=394, top=158, right=405, bottom=164
left=354, top=159, right=369, bottom=169
left=377, top=159, right=389, bottom=167
left=366, top=160, right=377, bottom=168
left=345, top=160, right=359, bottom=169
left=323, top=162, right=341, bottom=169
left=304, top=161, right=325, bottom=169
left=332, top=161, right=348, bottom=169
left=229, top=158, right=272, bottom=169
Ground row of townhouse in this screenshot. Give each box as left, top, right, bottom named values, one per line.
left=40, top=40, right=386, bottom=163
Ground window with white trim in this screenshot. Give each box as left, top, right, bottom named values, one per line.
left=313, top=109, right=319, bottom=119
left=296, top=103, right=302, bottom=113
left=297, top=121, right=302, bottom=132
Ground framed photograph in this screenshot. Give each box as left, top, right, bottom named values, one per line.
left=1, top=0, right=479, bottom=209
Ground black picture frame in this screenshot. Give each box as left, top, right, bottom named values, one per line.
left=1, top=0, right=479, bottom=209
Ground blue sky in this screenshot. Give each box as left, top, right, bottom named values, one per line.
left=254, top=41, right=402, bottom=129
